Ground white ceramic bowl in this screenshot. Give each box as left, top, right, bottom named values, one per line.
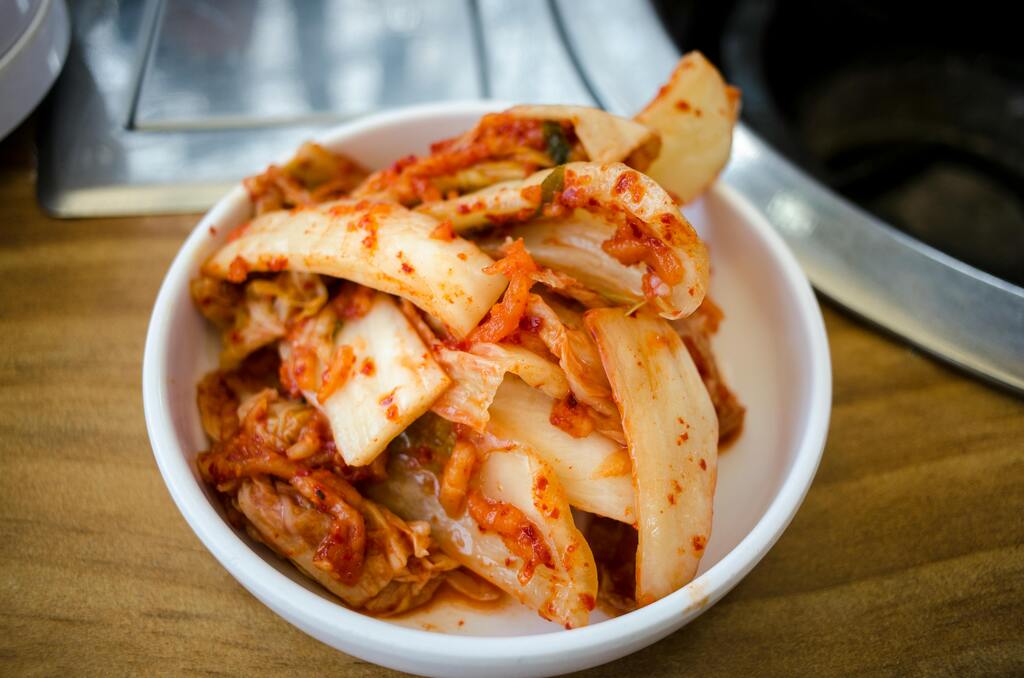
left=143, top=101, right=831, bottom=678
left=0, top=0, right=69, bottom=140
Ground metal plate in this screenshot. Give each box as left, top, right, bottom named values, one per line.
left=134, top=0, right=481, bottom=129
left=37, top=0, right=595, bottom=216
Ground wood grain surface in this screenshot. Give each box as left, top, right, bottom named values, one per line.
left=1, top=123, right=1022, bottom=677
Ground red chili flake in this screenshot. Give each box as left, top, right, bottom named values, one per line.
left=328, top=200, right=369, bottom=218
left=483, top=207, right=537, bottom=227
left=266, top=255, right=288, bottom=272
left=549, top=393, right=594, bottom=439
left=692, top=535, right=707, bottom=552
left=558, top=185, right=585, bottom=208
left=226, top=222, right=250, bottom=243
left=357, top=208, right=382, bottom=250
left=518, top=314, right=543, bottom=333
left=227, top=256, right=249, bottom=282
left=675, top=100, right=691, bottom=112
left=401, top=262, right=415, bottom=274
left=520, top=184, right=542, bottom=205
left=317, top=344, right=356, bottom=402
left=390, top=154, right=419, bottom=172
left=612, top=170, right=645, bottom=202
left=699, top=458, right=707, bottom=470
left=379, top=389, right=398, bottom=420
left=430, top=219, right=456, bottom=241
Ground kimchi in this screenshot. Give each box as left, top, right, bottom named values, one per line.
left=191, top=52, right=744, bottom=628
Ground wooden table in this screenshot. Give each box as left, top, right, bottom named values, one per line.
left=2, top=122, right=1021, bottom=676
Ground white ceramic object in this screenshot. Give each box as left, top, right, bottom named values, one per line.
left=143, top=101, right=831, bottom=678
left=0, top=0, right=69, bottom=140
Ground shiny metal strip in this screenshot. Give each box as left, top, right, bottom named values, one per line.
left=123, top=0, right=164, bottom=130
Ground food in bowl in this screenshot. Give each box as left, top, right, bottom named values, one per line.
left=189, top=52, right=745, bottom=629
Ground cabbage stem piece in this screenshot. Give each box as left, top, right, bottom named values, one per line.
left=421, top=162, right=709, bottom=319
left=283, top=293, right=450, bottom=466
left=526, top=295, right=617, bottom=416
left=203, top=200, right=506, bottom=337
left=489, top=215, right=638, bottom=307
left=585, top=308, right=718, bottom=606
left=403, top=297, right=571, bottom=430
left=416, top=167, right=555, bottom=233
left=427, top=342, right=569, bottom=431
left=635, top=51, right=741, bottom=204
left=488, top=376, right=634, bottom=524
left=370, top=431, right=598, bottom=628
left=428, top=347, right=505, bottom=431
left=469, top=343, right=569, bottom=401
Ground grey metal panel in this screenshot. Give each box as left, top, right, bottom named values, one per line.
left=550, top=0, right=675, bottom=116
left=39, top=0, right=484, bottom=215
left=133, top=0, right=481, bottom=129
left=476, top=0, right=593, bottom=106
left=36, top=0, right=589, bottom=217
left=554, top=0, right=1024, bottom=393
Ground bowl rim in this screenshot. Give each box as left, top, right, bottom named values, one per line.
left=143, top=100, right=831, bottom=665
